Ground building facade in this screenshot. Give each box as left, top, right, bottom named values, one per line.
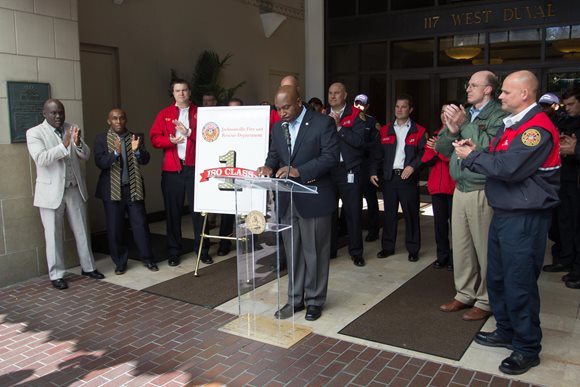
left=325, top=0, right=580, bottom=130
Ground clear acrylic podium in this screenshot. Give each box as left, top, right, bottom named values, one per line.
left=218, top=176, right=317, bottom=348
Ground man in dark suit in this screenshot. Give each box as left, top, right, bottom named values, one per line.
left=94, top=108, right=158, bottom=274
left=257, top=85, right=339, bottom=321
left=327, top=82, right=367, bottom=267
left=27, top=99, right=105, bottom=290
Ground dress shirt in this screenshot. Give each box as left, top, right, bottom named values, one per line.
left=393, top=119, right=411, bottom=169
left=176, top=106, right=190, bottom=160
left=469, top=100, right=489, bottom=122
left=503, top=103, right=538, bottom=128
left=289, top=106, right=307, bottom=152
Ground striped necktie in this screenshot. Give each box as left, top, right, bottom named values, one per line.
left=125, top=134, right=144, bottom=201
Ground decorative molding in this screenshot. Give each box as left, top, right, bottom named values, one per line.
left=234, top=0, right=304, bottom=20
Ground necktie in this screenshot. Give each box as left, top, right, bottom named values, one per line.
left=121, top=135, right=129, bottom=185
left=54, top=128, right=62, bottom=139
left=126, top=134, right=144, bottom=201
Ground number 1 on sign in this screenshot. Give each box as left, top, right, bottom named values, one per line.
left=218, top=150, right=237, bottom=191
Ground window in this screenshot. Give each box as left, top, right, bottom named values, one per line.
left=360, top=42, right=388, bottom=71
left=439, top=34, right=485, bottom=66
left=546, top=25, right=580, bottom=61
left=489, top=29, right=541, bottom=64
left=391, top=39, right=434, bottom=69
left=328, top=0, right=356, bottom=18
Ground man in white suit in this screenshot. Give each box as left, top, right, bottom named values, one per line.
left=27, top=99, right=105, bottom=290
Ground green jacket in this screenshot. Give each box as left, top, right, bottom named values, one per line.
left=435, top=100, right=508, bottom=192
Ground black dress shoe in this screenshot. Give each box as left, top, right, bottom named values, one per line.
left=115, top=265, right=126, bottom=275
left=274, top=303, right=305, bottom=319
left=474, top=331, right=513, bottom=349
left=145, top=262, right=159, bottom=272
left=352, top=255, right=365, bottom=267
left=499, top=351, right=540, bottom=375
left=51, top=278, right=68, bottom=290
left=305, top=305, right=322, bottom=321
left=200, top=252, right=213, bottom=264
left=168, top=255, right=180, bottom=266
left=562, top=272, right=578, bottom=282
left=447, top=264, right=454, bottom=271
left=408, top=253, right=419, bottom=262
left=432, top=261, right=446, bottom=269
left=81, top=270, right=105, bottom=279
left=365, top=234, right=378, bottom=242
left=377, top=250, right=394, bottom=259
left=543, top=263, right=571, bottom=272
left=565, top=278, right=580, bottom=289
left=217, top=249, right=230, bottom=256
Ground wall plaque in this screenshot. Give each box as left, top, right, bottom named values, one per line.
left=7, top=81, right=51, bottom=143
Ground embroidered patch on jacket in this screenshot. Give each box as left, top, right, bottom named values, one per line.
left=521, top=129, right=541, bottom=147
left=478, top=124, right=487, bottom=131
left=359, top=112, right=366, bottom=121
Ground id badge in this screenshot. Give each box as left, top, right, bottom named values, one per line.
left=347, top=172, right=355, bottom=184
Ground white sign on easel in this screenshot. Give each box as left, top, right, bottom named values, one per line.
left=194, top=105, right=270, bottom=215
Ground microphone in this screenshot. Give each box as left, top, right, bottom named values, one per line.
left=281, top=121, right=292, bottom=179
left=281, top=121, right=291, bottom=155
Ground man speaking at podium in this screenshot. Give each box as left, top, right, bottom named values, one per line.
left=257, top=86, right=339, bottom=321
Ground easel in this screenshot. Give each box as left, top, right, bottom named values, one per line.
left=193, top=212, right=241, bottom=277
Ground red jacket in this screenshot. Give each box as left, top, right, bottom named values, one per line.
left=150, top=103, right=198, bottom=172
left=270, top=108, right=281, bottom=131
left=421, top=128, right=456, bottom=195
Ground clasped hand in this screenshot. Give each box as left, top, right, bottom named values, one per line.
left=170, top=120, right=188, bottom=144
left=63, top=125, right=81, bottom=148
left=444, top=104, right=467, bottom=134
left=452, top=138, right=476, bottom=159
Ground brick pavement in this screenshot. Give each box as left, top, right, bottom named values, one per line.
left=0, top=275, right=540, bottom=386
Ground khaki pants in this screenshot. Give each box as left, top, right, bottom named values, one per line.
left=451, top=188, right=493, bottom=311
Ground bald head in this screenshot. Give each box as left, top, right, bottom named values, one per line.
left=499, top=70, right=539, bottom=114
left=466, top=71, right=499, bottom=107
left=43, top=99, right=65, bottom=129
left=508, top=70, right=538, bottom=100
left=280, top=75, right=299, bottom=88
left=43, top=98, right=63, bottom=111
left=328, top=82, right=347, bottom=109
left=275, top=85, right=302, bottom=122
left=107, top=108, right=128, bottom=134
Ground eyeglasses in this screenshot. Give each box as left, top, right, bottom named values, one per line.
left=465, top=83, right=490, bottom=90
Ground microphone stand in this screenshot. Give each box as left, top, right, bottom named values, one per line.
left=281, top=121, right=292, bottom=180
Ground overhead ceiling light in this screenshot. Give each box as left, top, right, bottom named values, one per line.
left=445, top=47, right=482, bottom=60
left=553, top=38, right=580, bottom=53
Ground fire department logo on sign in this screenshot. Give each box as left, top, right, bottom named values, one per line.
left=521, top=128, right=541, bottom=147
left=202, top=122, right=220, bottom=142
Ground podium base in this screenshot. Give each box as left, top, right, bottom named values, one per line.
left=219, top=313, right=312, bottom=349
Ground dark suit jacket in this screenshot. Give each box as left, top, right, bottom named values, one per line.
left=328, top=104, right=366, bottom=170
left=266, top=108, right=339, bottom=218
left=94, top=131, right=150, bottom=202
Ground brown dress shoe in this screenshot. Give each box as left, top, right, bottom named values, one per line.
left=462, top=307, right=492, bottom=321
left=439, top=299, right=471, bottom=312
